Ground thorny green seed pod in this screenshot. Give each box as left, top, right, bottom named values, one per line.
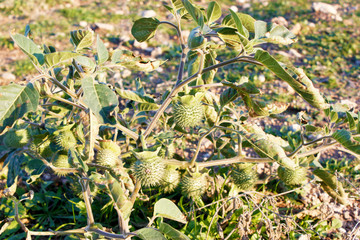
left=3, top=129, right=30, bottom=148
left=52, top=154, right=72, bottom=176
left=161, top=166, right=181, bottom=193
left=173, top=93, right=204, bottom=128
left=278, top=166, right=307, bottom=186
left=231, top=163, right=257, bottom=190
left=181, top=172, right=207, bottom=199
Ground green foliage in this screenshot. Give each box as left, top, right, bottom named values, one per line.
left=0, top=1, right=357, bottom=239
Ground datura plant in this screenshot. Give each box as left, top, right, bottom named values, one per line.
left=0, top=0, right=358, bottom=239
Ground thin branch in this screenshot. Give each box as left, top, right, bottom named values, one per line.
left=49, top=95, right=86, bottom=111
left=130, top=181, right=141, bottom=204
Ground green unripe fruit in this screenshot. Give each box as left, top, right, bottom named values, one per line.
left=231, top=164, right=257, bottom=190
left=99, top=140, right=121, bottom=156
left=52, top=154, right=72, bottom=176
left=158, top=143, right=176, bottom=159
left=173, top=94, right=204, bottom=128
left=3, top=129, right=30, bottom=148
left=181, top=172, right=207, bottom=199
left=133, top=149, right=165, bottom=187
left=29, top=139, right=52, bottom=159
left=96, top=148, right=120, bottom=167
left=161, top=166, right=180, bottom=193
left=188, top=27, right=206, bottom=50
left=54, top=130, right=76, bottom=151
left=278, top=166, right=307, bottom=185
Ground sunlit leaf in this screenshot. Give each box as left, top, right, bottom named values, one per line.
left=154, top=198, right=187, bottom=224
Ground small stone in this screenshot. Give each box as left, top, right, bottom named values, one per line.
left=312, top=2, right=338, bottom=15
left=141, top=10, right=156, bottom=18
left=230, top=6, right=238, bottom=12
left=290, top=23, right=302, bottom=35
left=258, top=74, right=266, bottom=83
left=79, top=21, right=87, bottom=27
left=289, top=124, right=301, bottom=132
left=121, top=69, right=132, bottom=78
left=308, top=22, right=316, bottom=29
left=271, top=16, right=288, bottom=27
left=119, top=35, right=130, bottom=42
left=1, top=72, right=16, bottom=81
left=243, top=3, right=251, bottom=9
left=289, top=49, right=303, bottom=58
left=95, top=23, right=115, bottom=31
left=134, top=41, right=148, bottom=49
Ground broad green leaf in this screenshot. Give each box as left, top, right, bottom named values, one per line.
left=154, top=198, right=187, bottom=224
left=24, top=159, right=46, bottom=184
left=115, top=88, right=155, bottom=103
left=70, top=29, right=94, bottom=51
left=254, top=50, right=328, bottom=109
left=346, top=112, right=356, bottom=131
left=183, top=0, right=204, bottom=27
left=222, top=13, right=255, bottom=32
left=107, top=174, right=129, bottom=211
left=0, top=83, right=39, bottom=133
left=131, top=18, right=160, bottom=42
left=159, top=222, right=190, bottom=240
left=81, top=76, right=118, bottom=124
left=0, top=221, right=20, bottom=239
left=207, top=1, right=221, bottom=23
left=111, top=49, right=164, bottom=72
left=254, top=21, right=296, bottom=45
left=229, top=9, right=249, bottom=38
left=137, top=103, right=160, bottom=111
left=96, top=35, right=109, bottom=65
left=220, top=88, right=239, bottom=107
left=216, top=27, right=247, bottom=50
left=11, top=34, right=44, bottom=65
left=330, top=111, right=338, bottom=123
left=187, top=50, right=217, bottom=85
left=332, top=129, right=360, bottom=155
left=135, top=228, right=167, bottom=240
left=75, top=56, right=96, bottom=73
left=44, top=52, right=80, bottom=67
left=222, top=81, right=260, bottom=95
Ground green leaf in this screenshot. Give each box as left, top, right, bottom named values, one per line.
left=44, top=52, right=80, bottom=67
left=75, top=56, right=96, bottom=72
left=254, top=21, right=296, bottom=45
left=222, top=13, right=255, bottom=32
left=183, top=0, right=204, bottom=27
left=229, top=9, right=249, bottom=38
left=0, top=83, right=39, bottom=133
left=346, top=112, right=356, bottom=131
left=111, top=49, right=164, bottom=72
left=159, top=222, right=190, bottom=240
left=332, top=129, right=360, bottom=155
left=254, top=50, right=328, bottom=109
left=154, top=198, right=187, bottom=224
left=11, top=34, right=44, bottom=65
left=216, top=27, right=247, bottom=50
left=24, top=159, right=46, bottom=184
left=330, top=111, right=338, bottom=123
left=96, top=35, right=109, bottom=65
left=81, top=76, right=118, bottom=124
left=207, top=1, right=221, bottom=23
left=0, top=221, right=20, bottom=239
left=220, top=88, right=239, bottom=107
left=70, top=29, right=94, bottom=52
left=240, top=94, right=288, bottom=117
left=332, top=218, right=343, bottom=229
left=135, top=228, right=167, bottom=240
left=115, top=88, right=155, bottom=103
left=131, top=18, right=160, bottom=42
left=137, top=103, right=160, bottom=111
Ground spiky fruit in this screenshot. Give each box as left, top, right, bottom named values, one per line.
left=278, top=166, right=307, bottom=185
left=181, top=172, right=207, bottom=199
left=173, top=93, right=204, bottom=128
left=54, top=130, right=76, bottom=151
left=99, top=140, right=121, bottom=155
left=161, top=166, right=180, bottom=193
left=52, top=154, right=72, bottom=176
left=96, top=148, right=120, bottom=167
left=3, top=129, right=30, bottom=148
left=231, top=164, right=258, bottom=190
left=132, top=149, right=165, bottom=187
left=29, top=139, right=52, bottom=158
left=158, top=143, right=176, bottom=159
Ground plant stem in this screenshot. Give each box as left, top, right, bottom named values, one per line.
left=287, top=135, right=333, bottom=158
left=49, top=95, right=86, bottom=111
left=115, top=122, right=139, bottom=140
left=80, top=178, right=95, bottom=226
left=130, top=181, right=141, bottom=204
left=143, top=56, right=261, bottom=138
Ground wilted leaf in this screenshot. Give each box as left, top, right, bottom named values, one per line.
left=137, top=103, right=160, bottom=111
left=131, top=18, right=160, bottom=42
left=0, top=83, right=39, bottom=133
left=115, top=88, right=155, bottom=103
left=154, top=198, right=187, bottom=224
left=254, top=21, right=296, bottom=45
left=332, top=129, right=360, bottom=155
left=111, top=50, right=165, bottom=72
left=254, top=50, right=328, bottom=109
